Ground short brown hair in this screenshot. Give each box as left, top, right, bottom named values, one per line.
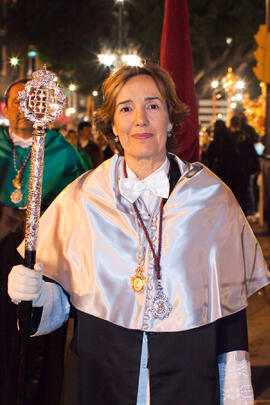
left=4, top=78, right=29, bottom=106
left=95, top=63, right=188, bottom=154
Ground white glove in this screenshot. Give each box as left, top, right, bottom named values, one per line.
left=8, top=262, right=45, bottom=306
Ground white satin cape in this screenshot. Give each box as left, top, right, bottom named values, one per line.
left=25, top=154, right=270, bottom=332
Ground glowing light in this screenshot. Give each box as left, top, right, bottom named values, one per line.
left=223, top=80, right=233, bottom=88
left=217, top=113, right=223, bottom=119
left=27, top=50, right=37, bottom=58
left=69, top=84, right=77, bottom=92
left=92, top=90, right=98, bottom=97
left=9, top=57, right=19, bottom=66
left=211, top=80, right=219, bottom=89
left=226, top=37, right=232, bottom=45
left=230, top=102, right=237, bottom=109
left=98, top=53, right=116, bottom=66
left=236, top=80, right=245, bottom=89
left=65, top=107, right=76, bottom=116
left=121, top=54, right=141, bottom=66
left=235, top=93, right=243, bottom=101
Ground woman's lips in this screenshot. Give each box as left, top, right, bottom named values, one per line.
left=132, top=133, right=153, bottom=139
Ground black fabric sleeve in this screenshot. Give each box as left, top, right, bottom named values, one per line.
left=217, top=308, right=248, bottom=354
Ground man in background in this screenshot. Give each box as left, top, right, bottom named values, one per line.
left=77, top=121, right=103, bottom=168
left=0, top=79, right=87, bottom=405
left=229, top=115, right=260, bottom=216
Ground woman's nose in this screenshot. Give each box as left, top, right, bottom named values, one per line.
left=135, top=107, right=149, bottom=126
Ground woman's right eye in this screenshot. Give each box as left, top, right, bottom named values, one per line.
left=120, top=106, right=131, bottom=112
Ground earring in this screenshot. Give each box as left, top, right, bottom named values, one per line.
left=167, top=131, right=172, bottom=138
left=115, top=135, right=119, bottom=142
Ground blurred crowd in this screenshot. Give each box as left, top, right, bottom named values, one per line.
left=201, top=112, right=262, bottom=218
left=60, top=120, right=116, bottom=169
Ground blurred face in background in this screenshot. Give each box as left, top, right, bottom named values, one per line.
left=4, top=83, right=33, bottom=139
left=79, top=125, right=92, bottom=142
left=66, top=129, right=78, bottom=147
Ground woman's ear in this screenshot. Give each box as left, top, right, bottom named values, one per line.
left=3, top=105, right=8, bottom=119
left=112, top=123, right=117, bottom=136
left=168, top=122, right=173, bottom=132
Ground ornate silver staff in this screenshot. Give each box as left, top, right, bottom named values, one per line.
left=16, top=65, right=65, bottom=405
left=19, top=65, right=65, bottom=263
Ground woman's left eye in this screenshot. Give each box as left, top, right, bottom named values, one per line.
left=148, top=103, right=159, bottom=110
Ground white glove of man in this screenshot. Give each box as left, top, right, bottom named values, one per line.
left=8, top=262, right=46, bottom=307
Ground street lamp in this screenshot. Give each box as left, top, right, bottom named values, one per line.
left=235, top=80, right=245, bottom=90
left=67, top=84, right=77, bottom=115
left=211, top=80, right=219, bottom=89
left=98, top=51, right=141, bottom=69
left=27, top=46, right=37, bottom=75
left=211, top=80, right=219, bottom=121
left=98, top=53, right=116, bottom=67
left=98, top=0, right=141, bottom=70
left=69, top=83, right=77, bottom=92
left=121, top=54, right=141, bottom=66
left=116, top=0, right=124, bottom=51
left=9, top=57, right=19, bottom=67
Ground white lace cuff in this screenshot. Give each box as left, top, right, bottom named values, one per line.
left=31, top=282, right=70, bottom=336
left=218, top=350, right=254, bottom=405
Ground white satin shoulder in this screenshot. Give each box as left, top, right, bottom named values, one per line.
left=27, top=154, right=270, bottom=332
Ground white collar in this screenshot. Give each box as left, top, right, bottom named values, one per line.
left=10, top=131, right=32, bottom=148
left=119, top=157, right=170, bottom=207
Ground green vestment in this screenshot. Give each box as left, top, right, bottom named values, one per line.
left=0, top=126, right=88, bottom=209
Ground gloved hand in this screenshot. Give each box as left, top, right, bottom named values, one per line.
left=8, top=262, right=46, bottom=306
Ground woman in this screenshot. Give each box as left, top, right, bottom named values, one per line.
left=8, top=63, right=270, bottom=405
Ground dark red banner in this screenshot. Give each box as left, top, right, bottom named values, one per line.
left=160, top=0, right=199, bottom=162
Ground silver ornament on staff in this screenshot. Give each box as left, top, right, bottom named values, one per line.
left=19, top=65, right=65, bottom=261
left=16, top=65, right=65, bottom=405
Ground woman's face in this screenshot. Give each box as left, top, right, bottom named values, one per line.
left=112, top=74, right=172, bottom=165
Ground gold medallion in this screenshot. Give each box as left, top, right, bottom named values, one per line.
left=130, top=268, right=147, bottom=293
left=12, top=170, right=22, bottom=189
left=10, top=188, right=23, bottom=204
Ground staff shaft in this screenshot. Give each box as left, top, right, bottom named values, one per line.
left=16, top=129, right=46, bottom=405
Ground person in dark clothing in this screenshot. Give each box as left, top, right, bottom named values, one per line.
left=201, top=120, right=243, bottom=202
left=201, top=120, right=231, bottom=174
left=237, top=111, right=261, bottom=214
left=229, top=116, right=260, bottom=215
left=238, top=111, right=260, bottom=144
left=77, top=121, right=103, bottom=168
